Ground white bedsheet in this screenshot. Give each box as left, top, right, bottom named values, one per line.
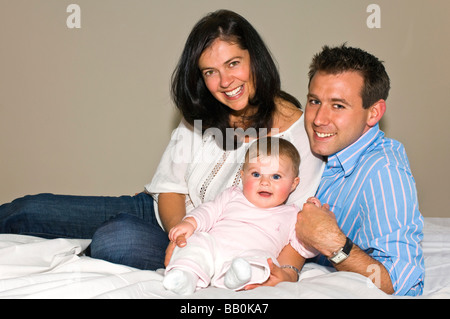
left=0, top=218, right=449, bottom=299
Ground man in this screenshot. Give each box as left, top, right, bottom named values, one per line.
left=296, top=45, right=424, bottom=296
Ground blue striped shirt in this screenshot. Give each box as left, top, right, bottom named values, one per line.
left=315, top=124, right=424, bottom=296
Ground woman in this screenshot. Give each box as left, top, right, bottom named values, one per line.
left=0, top=10, right=323, bottom=286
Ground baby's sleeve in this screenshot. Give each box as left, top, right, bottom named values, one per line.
left=289, top=227, right=319, bottom=259
left=185, top=187, right=236, bottom=233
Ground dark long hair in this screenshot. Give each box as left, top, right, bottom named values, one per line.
left=171, top=10, right=300, bottom=149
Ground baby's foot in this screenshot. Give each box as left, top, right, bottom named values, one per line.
left=163, top=269, right=198, bottom=295
left=224, top=257, right=252, bottom=289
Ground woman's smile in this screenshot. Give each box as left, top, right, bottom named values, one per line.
left=199, top=39, right=255, bottom=113
left=224, top=85, right=244, bottom=99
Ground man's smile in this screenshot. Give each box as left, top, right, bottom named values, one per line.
left=315, top=131, right=337, bottom=138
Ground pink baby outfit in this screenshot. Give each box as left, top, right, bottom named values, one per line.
left=165, top=186, right=317, bottom=291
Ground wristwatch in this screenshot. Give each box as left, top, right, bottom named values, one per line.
left=328, top=237, right=353, bottom=265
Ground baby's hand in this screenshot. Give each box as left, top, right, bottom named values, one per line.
left=168, top=217, right=197, bottom=247
left=306, top=197, right=322, bottom=208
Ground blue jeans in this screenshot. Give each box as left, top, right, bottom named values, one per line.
left=0, top=193, right=169, bottom=270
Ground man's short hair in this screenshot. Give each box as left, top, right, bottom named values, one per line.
left=308, top=44, right=390, bottom=109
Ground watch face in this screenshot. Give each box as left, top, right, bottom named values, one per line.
left=329, top=237, right=353, bottom=265
left=330, top=251, right=348, bottom=264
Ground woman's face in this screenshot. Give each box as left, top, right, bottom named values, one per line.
left=198, top=39, right=255, bottom=116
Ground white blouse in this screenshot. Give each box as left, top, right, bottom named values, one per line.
left=145, top=114, right=325, bottom=228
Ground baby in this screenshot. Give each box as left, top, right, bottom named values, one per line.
left=163, top=137, right=318, bottom=295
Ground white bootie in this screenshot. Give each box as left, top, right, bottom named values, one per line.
left=163, top=269, right=198, bottom=295
left=224, top=258, right=252, bottom=289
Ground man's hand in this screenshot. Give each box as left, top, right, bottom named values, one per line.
left=297, top=201, right=395, bottom=294
left=296, top=201, right=346, bottom=258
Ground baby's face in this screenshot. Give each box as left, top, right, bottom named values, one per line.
left=241, top=154, right=300, bottom=208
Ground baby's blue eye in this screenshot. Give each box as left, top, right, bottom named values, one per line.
left=251, top=172, right=260, bottom=178
left=272, top=174, right=281, bottom=180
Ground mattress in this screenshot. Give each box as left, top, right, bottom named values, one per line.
left=0, top=217, right=448, bottom=299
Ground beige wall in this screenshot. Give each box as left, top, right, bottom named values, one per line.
left=1, top=0, right=449, bottom=217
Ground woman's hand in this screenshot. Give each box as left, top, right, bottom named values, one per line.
left=164, top=235, right=187, bottom=267
left=243, top=258, right=297, bottom=290
left=168, top=218, right=197, bottom=244
left=164, top=217, right=197, bottom=267
left=244, top=244, right=304, bottom=290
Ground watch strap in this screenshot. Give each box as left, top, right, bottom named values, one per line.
left=342, top=237, right=353, bottom=255
left=328, top=237, right=353, bottom=265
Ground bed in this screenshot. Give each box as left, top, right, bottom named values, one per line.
left=0, top=217, right=448, bottom=299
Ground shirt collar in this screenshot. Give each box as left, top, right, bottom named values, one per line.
left=326, top=124, right=383, bottom=177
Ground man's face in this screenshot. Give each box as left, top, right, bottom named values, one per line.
left=305, top=71, right=374, bottom=157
